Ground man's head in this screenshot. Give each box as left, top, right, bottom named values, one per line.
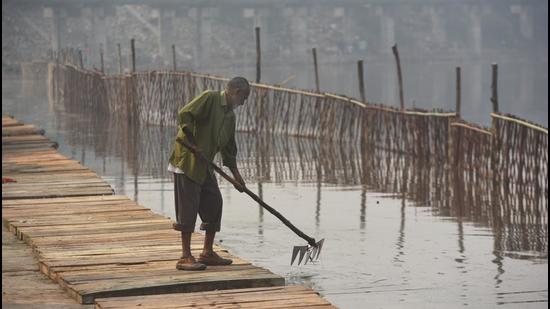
left=225, top=77, right=250, bottom=109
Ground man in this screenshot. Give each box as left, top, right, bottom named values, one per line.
left=168, top=77, right=249, bottom=271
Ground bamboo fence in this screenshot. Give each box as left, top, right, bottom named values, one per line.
left=35, top=53, right=547, bottom=256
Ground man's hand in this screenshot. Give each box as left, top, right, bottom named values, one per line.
left=229, top=167, right=246, bottom=193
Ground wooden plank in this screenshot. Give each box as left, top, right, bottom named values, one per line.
left=2, top=117, right=23, bottom=127
left=2, top=188, right=114, bottom=200
left=2, top=222, right=93, bottom=309
left=2, top=124, right=45, bottom=136
left=2, top=143, right=58, bottom=152
left=94, top=285, right=336, bottom=309
left=2, top=134, right=52, bottom=144
left=71, top=270, right=284, bottom=304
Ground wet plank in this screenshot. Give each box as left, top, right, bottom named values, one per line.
left=94, top=285, right=337, bottom=308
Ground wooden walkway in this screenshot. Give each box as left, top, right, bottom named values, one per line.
left=2, top=115, right=335, bottom=308
left=95, top=286, right=336, bottom=308
left=2, top=220, right=93, bottom=309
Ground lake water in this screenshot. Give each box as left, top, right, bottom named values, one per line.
left=3, top=76, right=548, bottom=309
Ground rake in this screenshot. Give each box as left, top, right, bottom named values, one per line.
left=176, top=136, right=324, bottom=266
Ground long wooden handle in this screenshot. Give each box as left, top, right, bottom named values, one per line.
left=176, top=137, right=317, bottom=247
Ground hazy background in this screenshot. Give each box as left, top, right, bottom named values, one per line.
left=2, top=0, right=548, bottom=126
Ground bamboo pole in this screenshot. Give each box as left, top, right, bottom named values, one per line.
left=117, top=43, right=123, bottom=74
left=172, top=44, right=177, bottom=71
left=131, top=38, right=136, bottom=73
left=357, top=60, right=366, bottom=102
left=312, top=48, right=320, bottom=92
left=100, top=44, right=104, bottom=73
left=78, top=49, right=84, bottom=69
left=450, top=122, right=492, bottom=135
left=456, top=66, right=461, bottom=117
left=392, top=44, right=404, bottom=110
left=491, top=113, right=548, bottom=134
left=491, top=63, right=498, bottom=113
left=255, top=27, right=261, bottom=83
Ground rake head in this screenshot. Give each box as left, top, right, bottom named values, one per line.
left=290, top=239, right=324, bottom=266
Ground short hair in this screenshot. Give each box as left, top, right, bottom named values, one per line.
left=226, top=77, right=250, bottom=92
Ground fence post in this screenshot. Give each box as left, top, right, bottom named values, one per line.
left=117, top=43, right=123, bottom=74
left=131, top=38, right=136, bottom=73
left=456, top=66, right=461, bottom=117
left=392, top=44, right=404, bottom=110
left=172, top=44, right=177, bottom=71
left=312, top=48, right=320, bottom=92
left=491, top=63, right=499, bottom=113
left=78, top=49, right=84, bottom=69
left=490, top=63, right=500, bottom=209
left=357, top=60, right=366, bottom=102
left=100, top=44, right=104, bottom=73
left=255, top=26, right=261, bottom=83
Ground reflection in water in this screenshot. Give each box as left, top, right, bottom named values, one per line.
left=359, top=187, right=366, bottom=231
left=4, top=74, right=547, bottom=308
left=56, top=100, right=548, bottom=262
left=258, top=182, right=264, bottom=238
left=394, top=198, right=406, bottom=265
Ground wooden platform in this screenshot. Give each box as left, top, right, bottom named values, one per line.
left=2, top=195, right=284, bottom=304
left=2, top=115, right=113, bottom=199
left=95, top=285, right=337, bottom=308
left=2, top=221, right=93, bottom=309
left=2, top=115, right=294, bottom=306
left=2, top=124, right=45, bottom=136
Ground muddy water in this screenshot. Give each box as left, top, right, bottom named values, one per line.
left=3, top=77, right=548, bottom=308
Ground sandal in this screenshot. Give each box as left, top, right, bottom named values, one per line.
left=198, top=252, right=233, bottom=266
left=176, top=256, right=206, bottom=271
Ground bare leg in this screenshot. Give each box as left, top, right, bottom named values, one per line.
left=197, top=230, right=232, bottom=265
left=202, top=230, right=216, bottom=256
left=181, top=232, right=193, bottom=258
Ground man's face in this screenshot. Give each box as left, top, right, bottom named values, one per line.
left=229, top=88, right=250, bottom=109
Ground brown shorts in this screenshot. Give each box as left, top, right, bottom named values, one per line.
left=173, top=172, right=222, bottom=233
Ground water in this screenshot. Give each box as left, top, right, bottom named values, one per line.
left=3, top=76, right=548, bottom=308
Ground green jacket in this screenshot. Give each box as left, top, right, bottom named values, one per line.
left=168, top=90, right=237, bottom=184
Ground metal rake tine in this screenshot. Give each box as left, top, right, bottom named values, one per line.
left=310, top=247, right=318, bottom=262
left=314, top=239, right=325, bottom=260
left=304, top=250, right=312, bottom=265
left=291, top=246, right=301, bottom=265
left=297, top=246, right=308, bottom=265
